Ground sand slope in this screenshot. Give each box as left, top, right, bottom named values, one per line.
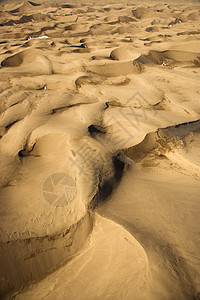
left=15, top=214, right=150, bottom=300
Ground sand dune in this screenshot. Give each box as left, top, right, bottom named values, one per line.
left=14, top=215, right=150, bottom=300
left=110, top=45, right=140, bottom=61
left=0, top=0, right=200, bottom=299
left=138, top=49, right=200, bottom=66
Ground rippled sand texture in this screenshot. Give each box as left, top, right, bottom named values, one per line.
left=0, top=0, right=200, bottom=299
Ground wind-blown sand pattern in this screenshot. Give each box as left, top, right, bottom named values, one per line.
left=0, top=0, right=200, bottom=299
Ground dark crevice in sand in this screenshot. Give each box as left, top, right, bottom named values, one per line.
left=5, top=119, right=21, bottom=130
left=112, top=154, right=125, bottom=180
left=89, top=175, right=113, bottom=210
left=51, top=102, right=91, bottom=114
left=88, top=124, right=106, bottom=136
left=18, top=142, right=36, bottom=157
left=172, top=118, right=200, bottom=129
left=89, top=153, right=126, bottom=210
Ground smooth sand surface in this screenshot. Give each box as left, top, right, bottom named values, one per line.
left=0, top=0, right=200, bottom=299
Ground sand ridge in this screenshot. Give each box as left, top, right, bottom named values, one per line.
left=0, top=0, right=200, bottom=299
